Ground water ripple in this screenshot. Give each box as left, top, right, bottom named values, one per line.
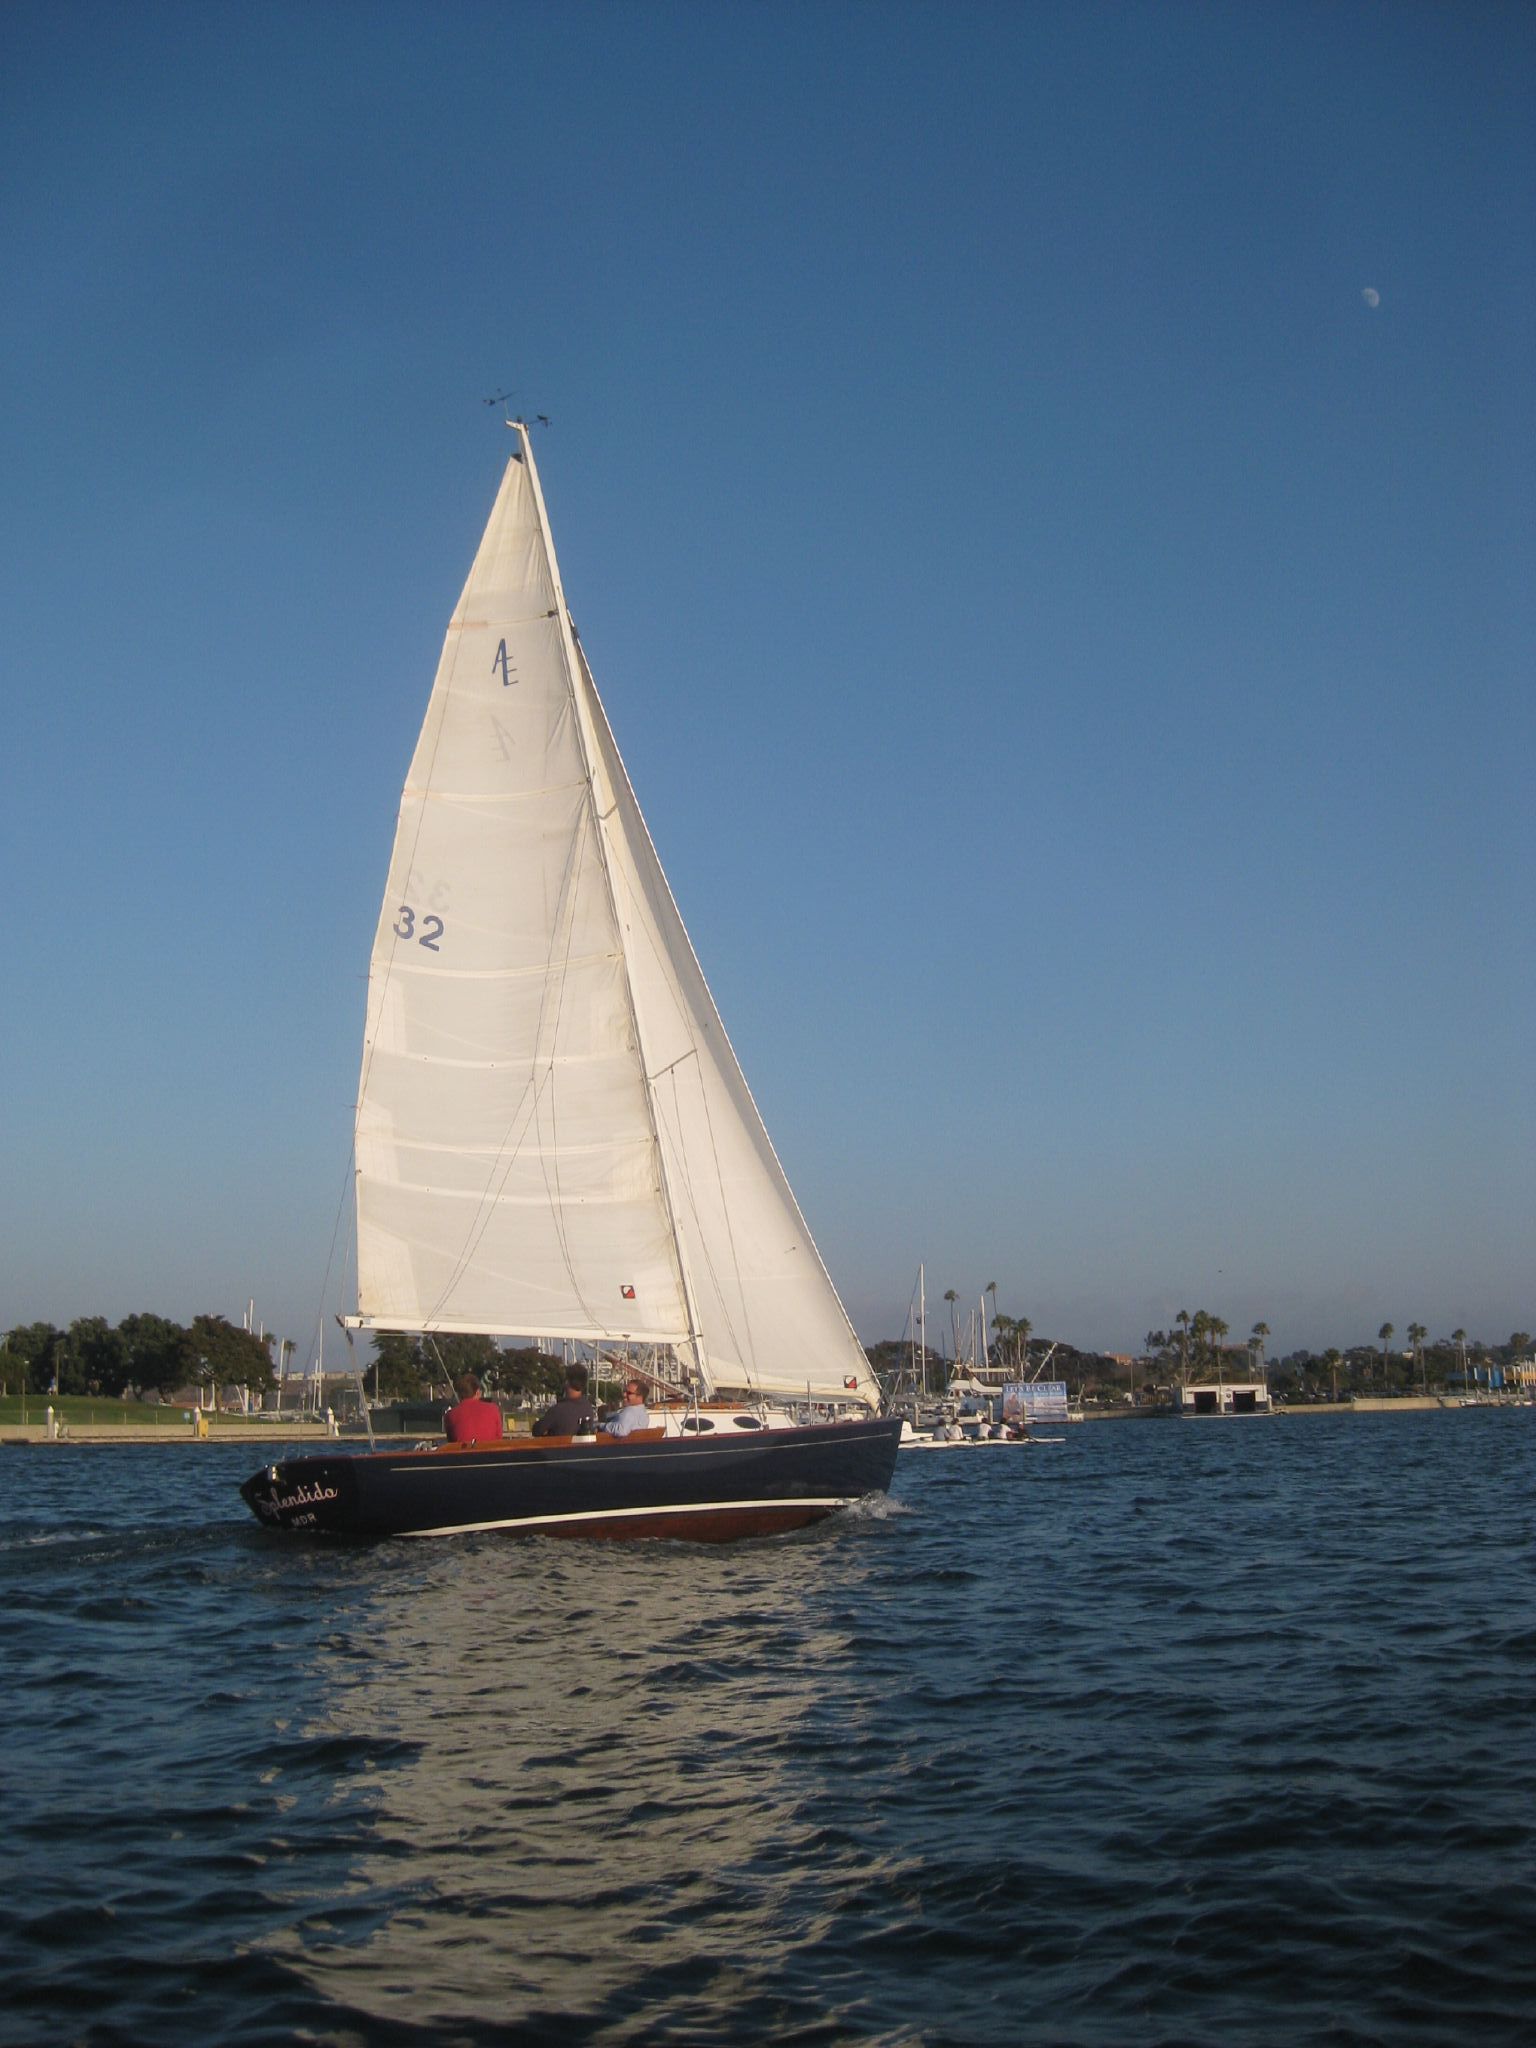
left=1, top=1421, right=1534, bottom=2044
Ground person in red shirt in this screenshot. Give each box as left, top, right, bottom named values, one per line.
left=444, top=1372, right=504, bottom=1443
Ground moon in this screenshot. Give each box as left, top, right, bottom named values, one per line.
left=1362, top=287, right=1381, bottom=308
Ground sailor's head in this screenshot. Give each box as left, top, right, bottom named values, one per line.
left=456, top=1372, right=481, bottom=1399
left=565, top=1364, right=589, bottom=1396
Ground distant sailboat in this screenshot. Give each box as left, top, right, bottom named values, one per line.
left=242, top=423, right=900, bottom=1538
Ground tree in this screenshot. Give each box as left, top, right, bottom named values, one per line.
left=364, top=1335, right=566, bottom=1407
left=1378, top=1323, right=1395, bottom=1392
left=67, top=1316, right=130, bottom=1397
left=368, top=1332, right=429, bottom=1401
left=1407, top=1322, right=1427, bottom=1396
left=189, top=1314, right=275, bottom=1402
left=119, top=1313, right=195, bottom=1399
left=865, top=1338, right=907, bottom=1394
left=1142, top=1330, right=1181, bottom=1380
left=1189, top=1310, right=1211, bottom=1375
left=4, top=1323, right=65, bottom=1396
left=1250, top=1321, right=1270, bottom=1377
left=1452, top=1328, right=1468, bottom=1387
left=1175, top=1308, right=1191, bottom=1381
left=1207, top=1316, right=1230, bottom=1383
left=500, top=1346, right=577, bottom=1403
left=415, top=1332, right=504, bottom=1398
left=991, top=1312, right=1032, bottom=1373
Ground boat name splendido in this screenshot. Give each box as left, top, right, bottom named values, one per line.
left=279, top=1481, right=340, bottom=1509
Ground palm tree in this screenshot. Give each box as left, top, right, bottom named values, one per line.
left=1407, top=1322, right=1427, bottom=1396
left=1323, top=1347, right=1343, bottom=1404
left=1250, top=1320, right=1270, bottom=1384
left=1207, top=1316, right=1230, bottom=1386
left=1378, top=1322, right=1395, bottom=1393
left=1452, top=1328, right=1467, bottom=1389
left=1176, top=1308, right=1191, bottom=1382
left=1189, top=1310, right=1211, bottom=1376
left=943, top=1290, right=959, bottom=1378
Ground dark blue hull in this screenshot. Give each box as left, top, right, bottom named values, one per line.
left=240, top=1416, right=903, bottom=1541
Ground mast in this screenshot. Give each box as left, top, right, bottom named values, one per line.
left=918, top=1263, right=926, bottom=1398
left=512, top=419, right=709, bottom=1388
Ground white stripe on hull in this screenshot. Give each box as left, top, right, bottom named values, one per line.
left=396, top=1494, right=856, bottom=1538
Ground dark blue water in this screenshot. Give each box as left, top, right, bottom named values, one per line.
left=2, top=1413, right=1534, bottom=2047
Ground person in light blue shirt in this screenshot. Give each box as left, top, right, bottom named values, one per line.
left=604, top=1378, right=652, bottom=1437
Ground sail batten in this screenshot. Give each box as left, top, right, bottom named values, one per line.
left=379, top=1161, right=679, bottom=1185
left=377, top=952, right=620, bottom=984
left=354, top=426, right=879, bottom=1408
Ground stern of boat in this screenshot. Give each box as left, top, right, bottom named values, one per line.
left=240, top=1454, right=361, bottom=1533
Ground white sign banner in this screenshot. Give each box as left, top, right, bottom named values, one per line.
left=1003, top=1380, right=1069, bottom=1423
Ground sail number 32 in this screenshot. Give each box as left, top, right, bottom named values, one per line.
left=393, top=906, right=444, bottom=950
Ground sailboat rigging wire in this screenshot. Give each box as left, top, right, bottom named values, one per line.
left=648, top=1050, right=699, bottom=1083
left=299, top=1150, right=356, bottom=1420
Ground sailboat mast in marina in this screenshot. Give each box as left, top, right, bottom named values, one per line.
left=242, top=423, right=900, bottom=1539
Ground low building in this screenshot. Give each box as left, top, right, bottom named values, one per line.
left=1175, top=1380, right=1273, bottom=1417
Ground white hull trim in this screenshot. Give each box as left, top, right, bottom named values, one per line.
left=395, top=1493, right=860, bottom=1538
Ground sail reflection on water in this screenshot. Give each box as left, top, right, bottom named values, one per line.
left=262, top=1518, right=898, bottom=2029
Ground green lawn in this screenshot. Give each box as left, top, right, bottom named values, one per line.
left=0, top=1395, right=309, bottom=1430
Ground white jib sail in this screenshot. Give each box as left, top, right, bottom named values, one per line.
left=354, top=426, right=880, bottom=1409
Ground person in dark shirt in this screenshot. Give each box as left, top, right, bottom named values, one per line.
left=531, top=1365, right=597, bottom=1437
left=444, top=1372, right=504, bottom=1443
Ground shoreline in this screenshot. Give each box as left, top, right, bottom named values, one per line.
left=0, top=1418, right=361, bottom=1446
left=5, top=1396, right=1531, bottom=1446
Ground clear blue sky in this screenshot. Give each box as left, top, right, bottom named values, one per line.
left=4, top=1, right=1532, bottom=1364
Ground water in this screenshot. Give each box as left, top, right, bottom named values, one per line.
left=2, top=1413, right=1534, bottom=2047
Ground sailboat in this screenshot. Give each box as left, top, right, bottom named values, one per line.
left=241, top=422, right=901, bottom=1539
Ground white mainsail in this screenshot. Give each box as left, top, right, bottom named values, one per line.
left=352, top=426, right=879, bottom=1409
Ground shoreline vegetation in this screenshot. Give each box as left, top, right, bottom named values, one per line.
left=2, top=1389, right=1532, bottom=1448
left=2, top=1309, right=1532, bottom=1445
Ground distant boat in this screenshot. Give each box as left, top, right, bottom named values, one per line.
left=242, top=423, right=900, bottom=1538
left=898, top=1419, right=1046, bottom=1451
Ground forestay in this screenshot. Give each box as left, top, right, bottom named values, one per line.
left=352, top=426, right=879, bottom=1409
